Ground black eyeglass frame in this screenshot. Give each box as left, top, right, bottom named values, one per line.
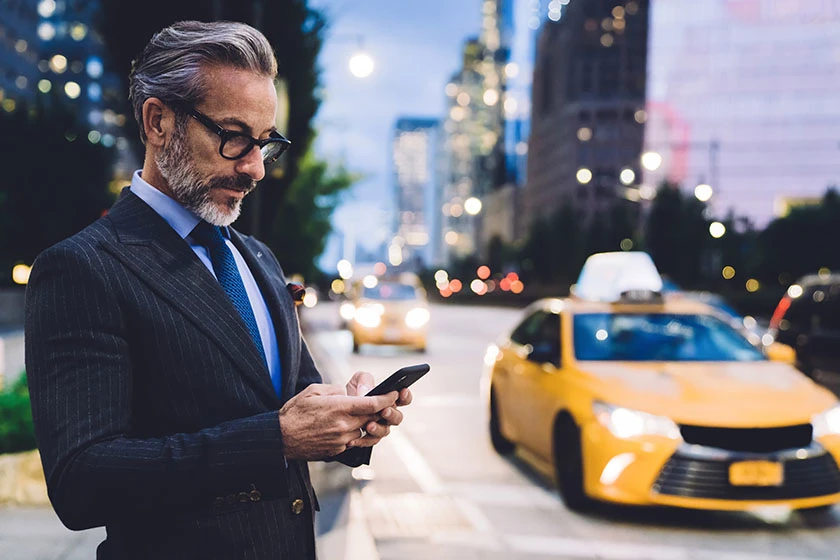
left=175, top=104, right=291, bottom=165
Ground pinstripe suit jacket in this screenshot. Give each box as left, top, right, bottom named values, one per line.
left=24, top=189, right=369, bottom=559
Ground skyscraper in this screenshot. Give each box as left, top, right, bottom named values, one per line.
left=643, top=0, right=840, bottom=226
left=391, top=117, right=440, bottom=270
left=0, top=0, right=128, bottom=169
left=439, top=0, right=509, bottom=265
left=525, top=0, right=649, bottom=232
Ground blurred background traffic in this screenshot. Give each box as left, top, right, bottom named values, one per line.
left=2, top=0, right=840, bottom=558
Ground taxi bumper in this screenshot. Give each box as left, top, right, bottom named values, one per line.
left=581, top=422, right=840, bottom=510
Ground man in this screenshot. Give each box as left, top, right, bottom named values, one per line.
left=24, top=20, right=411, bottom=559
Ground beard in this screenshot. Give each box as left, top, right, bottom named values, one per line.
left=155, top=118, right=257, bottom=227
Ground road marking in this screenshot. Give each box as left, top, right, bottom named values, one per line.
left=503, top=534, right=827, bottom=559
left=345, top=489, right=380, bottom=560
left=388, top=427, right=445, bottom=494
left=445, top=482, right=561, bottom=510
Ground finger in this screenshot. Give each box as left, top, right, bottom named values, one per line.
left=378, top=406, right=403, bottom=426
left=364, top=420, right=390, bottom=439
left=302, top=383, right=345, bottom=397
left=343, top=394, right=398, bottom=415
left=397, top=388, right=413, bottom=406
left=345, top=371, right=375, bottom=397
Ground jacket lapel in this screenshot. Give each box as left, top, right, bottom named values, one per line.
left=101, top=190, right=277, bottom=403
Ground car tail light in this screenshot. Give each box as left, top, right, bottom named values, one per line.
left=769, top=295, right=791, bottom=331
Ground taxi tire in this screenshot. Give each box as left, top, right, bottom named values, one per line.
left=352, top=338, right=360, bottom=354
left=489, top=388, right=514, bottom=455
left=553, top=418, right=594, bottom=512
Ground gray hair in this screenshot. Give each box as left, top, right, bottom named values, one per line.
left=129, top=20, right=278, bottom=143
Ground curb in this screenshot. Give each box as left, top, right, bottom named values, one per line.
left=0, top=449, right=49, bottom=506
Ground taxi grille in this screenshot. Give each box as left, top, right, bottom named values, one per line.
left=678, top=424, right=813, bottom=453
left=653, top=453, right=840, bottom=500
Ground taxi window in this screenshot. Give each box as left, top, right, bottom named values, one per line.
left=510, top=310, right=549, bottom=345
left=510, top=311, right=562, bottom=367
left=362, top=283, right=418, bottom=301
left=573, top=313, right=765, bottom=362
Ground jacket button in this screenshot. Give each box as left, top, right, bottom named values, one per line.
left=291, top=498, right=305, bottom=515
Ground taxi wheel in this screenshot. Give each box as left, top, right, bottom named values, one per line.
left=553, top=418, right=593, bottom=512
left=489, top=388, right=514, bottom=455
left=352, top=338, right=360, bottom=354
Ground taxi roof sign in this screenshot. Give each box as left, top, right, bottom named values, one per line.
left=573, top=251, right=663, bottom=302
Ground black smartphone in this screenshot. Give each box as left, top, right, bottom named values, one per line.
left=365, top=363, right=430, bottom=396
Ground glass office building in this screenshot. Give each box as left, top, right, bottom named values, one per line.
left=643, top=0, right=840, bottom=226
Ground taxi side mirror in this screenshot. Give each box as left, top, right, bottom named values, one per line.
left=765, top=342, right=796, bottom=364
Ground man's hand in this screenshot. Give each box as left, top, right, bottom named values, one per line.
left=278, top=383, right=397, bottom=460
left=343, top=371, right=413, bottom=448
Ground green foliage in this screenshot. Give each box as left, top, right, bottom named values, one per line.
left=0, top=99, right=116, bottom=284
left=0, top=374, right=37, bottom=455
left=268, top=150, right=358, bottom=281
left=753, top=188, right=840, bottom=284
left=517, top=200, right=639, bottom=287
left=644, top=183, right=710, bottom=288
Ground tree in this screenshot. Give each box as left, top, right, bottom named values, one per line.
left=0, top=99, right=115, bottom=285
left=753, top=188, right=840, bottom=284
left=643, top=183, right=709, bottom=288
left=268, top=150, right=358, bottom=281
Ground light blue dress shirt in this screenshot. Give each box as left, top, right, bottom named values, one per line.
left=129, top=171, right=282, bottom=397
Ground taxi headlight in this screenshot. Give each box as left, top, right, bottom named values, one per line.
left=593, top=402, right=681, bottom=440
left=354, top=305, right=383, bottom=328
left=812, top=405, right=840, bottom=437
left=405, top=307, right=430, bottom=329
left=339, top=302, right=356, bottom=321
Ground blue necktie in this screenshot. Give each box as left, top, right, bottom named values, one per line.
left=192, top=222, right=268, bottom=370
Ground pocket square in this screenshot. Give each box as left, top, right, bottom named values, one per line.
left=286, top=282, right=306, bottom=306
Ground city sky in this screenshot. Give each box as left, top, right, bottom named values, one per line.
left=310, top=0, right=483, bottom=271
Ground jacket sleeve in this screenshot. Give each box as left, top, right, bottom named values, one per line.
left=24, top=243, right=290, bottom=531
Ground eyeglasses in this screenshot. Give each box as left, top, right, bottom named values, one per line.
left=177, top=104, right=291, bottom=165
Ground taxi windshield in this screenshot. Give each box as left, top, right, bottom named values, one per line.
left=573, top=313, right=765, bottom=362
left=362, top=282, right=418, bottom=301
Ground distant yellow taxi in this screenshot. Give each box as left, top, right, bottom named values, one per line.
left=346, top=274, right=429, bottom=354
left=483, top=253, right=840, bottom=513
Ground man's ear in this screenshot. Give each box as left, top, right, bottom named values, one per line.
left=142, top=97, right=171, bottom=148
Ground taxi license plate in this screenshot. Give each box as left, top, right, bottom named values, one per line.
left=383, top=327, right=402, bottom=342
left=729, top=460, right=784, bottom=486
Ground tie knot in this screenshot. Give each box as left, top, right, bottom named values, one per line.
left=191, top=221, right=226, bottom=249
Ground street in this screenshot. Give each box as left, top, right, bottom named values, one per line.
left=306, top=301, right=840, bottom=560
left=4, top=301, right=840, bottom=559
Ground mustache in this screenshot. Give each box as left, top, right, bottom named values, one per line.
left=205, top=174, right=257, bottom=194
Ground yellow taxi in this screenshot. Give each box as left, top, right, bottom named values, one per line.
left=346, top=273, right=429, bottom=354
left=482, top=252, right=840, bottom=513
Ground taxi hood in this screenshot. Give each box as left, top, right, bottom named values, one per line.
left=580, top=361, right=837, bottom=427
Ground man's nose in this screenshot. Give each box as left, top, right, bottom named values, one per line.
left=235, top=145, right=266, bottom=182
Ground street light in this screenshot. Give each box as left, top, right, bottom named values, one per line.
left=329, top=33, right=375, bottom=78
left=709, top=221, right=726, bottom=239
left=464, top=197, right=482, bottom=215
left=348, top=51, right=374, bottom=78
left=695, top=183, right=713, bottom=202
left=641, top=151, right=662, bottom=171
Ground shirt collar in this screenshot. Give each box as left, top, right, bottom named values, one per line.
left=129, top=170, right=202, bottom=240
